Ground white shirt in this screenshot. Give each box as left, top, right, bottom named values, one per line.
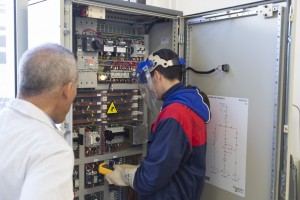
left=0, top=99, right=74, bottom=200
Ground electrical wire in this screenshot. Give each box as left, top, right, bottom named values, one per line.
left=82, top=29, right=99, bottom=37
left=186, top=67, right=216, bottom=74
left=128, top=188, right=134, bottom=200
left=185, top=64, right=229, bottom=74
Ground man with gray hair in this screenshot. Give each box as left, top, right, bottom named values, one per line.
left=0, top=43, right=78, bottom=200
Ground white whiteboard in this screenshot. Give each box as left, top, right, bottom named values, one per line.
left=206, top=95, right=249, bottom=197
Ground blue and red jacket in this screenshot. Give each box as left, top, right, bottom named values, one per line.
left=134, top=82, right=211, bottom=200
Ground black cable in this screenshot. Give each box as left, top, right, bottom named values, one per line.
left=185, top=64, right=229, bottom=74
left=185, top=67, right=216, bottom=74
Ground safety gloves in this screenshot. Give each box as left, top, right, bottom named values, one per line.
left=105, top=164, right=139, bottom=188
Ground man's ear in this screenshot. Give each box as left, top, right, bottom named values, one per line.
left=62, top=82, right=73, bottom=99
left=154, top=70, right=161, bottom=80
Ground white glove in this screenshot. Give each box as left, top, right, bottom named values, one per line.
left=105, top=164, right=139, bottom=188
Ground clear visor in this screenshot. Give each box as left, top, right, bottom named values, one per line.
left=135, top=54, right=185, bottom=116
left=135, top=63, right=159, bottom=116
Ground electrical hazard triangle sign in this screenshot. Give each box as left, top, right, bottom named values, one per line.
left=107, top=101, right=118, bottom=114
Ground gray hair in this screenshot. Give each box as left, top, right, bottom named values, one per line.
left=18, top=43, right=78, bottom=97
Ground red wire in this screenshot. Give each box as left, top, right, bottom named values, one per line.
left=111, top=143, right=123, bottom=153
left=82, top=29, right=99, bottom=37
left=127, top=188, right=132, bottom=200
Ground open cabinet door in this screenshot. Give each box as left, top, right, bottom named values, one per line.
left=28, top=0, right=73, bottom=144
left=28, top=0, right=65, bottom=48
left=184, top=1, right=289, bottom=200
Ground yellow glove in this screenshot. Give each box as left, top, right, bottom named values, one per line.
left=105, top=164, right=139, bottom=188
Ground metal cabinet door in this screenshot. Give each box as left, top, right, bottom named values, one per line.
left=184, top=2, right=289, bottom=200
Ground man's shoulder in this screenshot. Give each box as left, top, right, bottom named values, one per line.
left=158, top=102, right=204, bottom=126
left=154, top=103, right=192, bottom=128
left=160, top=102, right=189, bottom=117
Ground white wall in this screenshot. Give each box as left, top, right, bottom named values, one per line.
left=146, top=0, right=178, bottom=11
left=290, top=0, right=300, bottom=182
left=291, top=0, right=300, bottom=159
left=147, top=0, right=262, bottom=14
left=179, top=0, right=262, bottom=14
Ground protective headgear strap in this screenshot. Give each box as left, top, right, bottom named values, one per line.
left=148, top=54, right=185, bottom=72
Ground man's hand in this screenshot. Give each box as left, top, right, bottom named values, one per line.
left=105, top=164, right=139, bottom=188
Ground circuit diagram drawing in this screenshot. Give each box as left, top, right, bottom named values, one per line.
left=206, top=95, right=248, bottom=197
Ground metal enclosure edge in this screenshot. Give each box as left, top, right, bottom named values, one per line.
left=15, top=0, right=28, bottom=96
left=63, top=0, right=74, bottom=146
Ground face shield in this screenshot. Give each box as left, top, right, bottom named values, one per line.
left=135, top=53, right=185, bottom=116
left=135, top=60, right=159, bottom=116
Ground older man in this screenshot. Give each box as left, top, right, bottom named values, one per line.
left=0, top=43, right=78, bottom=200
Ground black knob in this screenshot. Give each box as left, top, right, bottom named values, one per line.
left=91, top=40, right=101, bottom=50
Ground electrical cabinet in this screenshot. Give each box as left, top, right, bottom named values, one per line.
left=28, top=0, right=292, bottom=199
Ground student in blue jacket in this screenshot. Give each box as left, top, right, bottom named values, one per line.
left=105, top=48, right=211, bottom=200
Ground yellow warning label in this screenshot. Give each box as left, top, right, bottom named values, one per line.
left=107, top=101, right=118, bottom=114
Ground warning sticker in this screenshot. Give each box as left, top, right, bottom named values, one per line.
left=107, top=101, right=118, bottom=114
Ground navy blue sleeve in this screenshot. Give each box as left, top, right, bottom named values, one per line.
left=133, top=118, right=191, bottom=195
